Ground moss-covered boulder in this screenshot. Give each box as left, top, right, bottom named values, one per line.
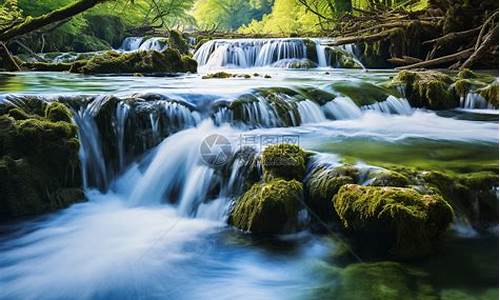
left=305, top=164, right=359, bottom=219
left=70, top=48, right=197, bottom=74
left=0, top=100, right=83, bottom=219
left=329, top=81, right=397, bottom=106
left=421, top=170, right=499, bottom=230
left=479, top=81, right=499, bottom=109
left=367, top=169, right=409, bottom=187
left=325, top=47, right=362, bottom=69
left=229, top=179, right=303, bottom=234
left=261, top=144, right=307, bottom=181
left=330, top=262, right=436, bottom=300
left=334, top=184, right=453, bottom=258
left=391, top=70, right=458, bottom=109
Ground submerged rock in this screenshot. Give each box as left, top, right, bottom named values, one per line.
left=229, top=179, right=303, bottom=234
left=261, top=144, right=307, bottom=181
left=331, top=262, right=436, bottom=300
left=70, top=48, right=197, bottom=74
left=334, top=184, right=453, bottom=258
left=0, top=99, right=83, bottom=218
left=367, top=169, right=410, bottom=187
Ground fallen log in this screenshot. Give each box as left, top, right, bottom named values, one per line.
left=422, top=26, right=481, bottom=46
left=0, top=42, right=21, bottom=71
left=396, top=48, right=474, bottom=70
left=461, top=24, right=498, bottom=69
left=328, top=28, right=401, bottom=46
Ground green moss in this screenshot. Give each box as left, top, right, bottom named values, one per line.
left=332, top=262, right=437, bottom=300
left=326, top=47, right=362, bottom=69
left=329, top=81, right=396, bottom=106
left=305, top=165, right=358, bottom=219
left=261, top=144, right=307, bottom=181
left=229, top=179, right=303, bottom=234
left=0, top=100, right=82, bottom=219
left=334, top=184, right=453, bottom=258
left=71, top=48, right=197, bottom=74
left=22, top=61, right=73, bottom=72
left=45, top=102, right=73, bottom=123
left=368, top=170, right=409, bottom=187
left=202, top=72, right=233, bottom=79
left=479, top=81, right=499, bottom=109
left=392, top=71, right=458, bottom=109
left=296, top=87, right=336, bottom=105
left=168, top=30, right=190, bottom=55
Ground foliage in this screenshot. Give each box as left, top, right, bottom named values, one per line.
left=193, top=0, right=273, bottom=31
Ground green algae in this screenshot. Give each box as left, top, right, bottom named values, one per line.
left=261, top=144, right=307, bottom=181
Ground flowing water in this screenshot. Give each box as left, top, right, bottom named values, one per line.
left=0, top=39, right=498, bottom=299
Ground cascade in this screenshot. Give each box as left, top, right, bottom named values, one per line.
left=461, top=92, right=493, bottom=109
left=120, top=37, right=144, bottom=51
left=322, top=97, right=363, bottom=120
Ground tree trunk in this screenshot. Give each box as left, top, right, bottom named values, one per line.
left=0, top=0, right=108, bottom=42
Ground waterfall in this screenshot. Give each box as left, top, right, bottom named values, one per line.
left=194, top=38, right=318, bottom=68
left=362, top=96, right=413, bottom=115
left=322, top=97, right=363, bottom=120
left=119, top=37, right=167, bottom=52
left=120, top=37, right=144, bottom=51
left=461, top=92, right=492, bottom=109
left=315, top=39, right=328, bottom=68
left=338, top=44, right=366, bottom=70
left=297, top=100, right=326, bottom=123
left=115, top=102, right=130, bottom=170
left=73, top=96, right=110, bottom=190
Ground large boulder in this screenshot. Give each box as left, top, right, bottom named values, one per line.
left=391, top=70, right=458, bottom=109
left=305, top=164, right=359, bottom=219
left=334, top=184, right=453, bottom=258
left=0, top=99, right=83, bottom=218
left=229, top=179, right=303, bottom=234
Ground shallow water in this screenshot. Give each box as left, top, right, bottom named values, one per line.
left=0, top=67, right=498, bottom=300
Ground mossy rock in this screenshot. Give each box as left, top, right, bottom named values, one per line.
left=261, top=144, right=307, bottom=181
left=202, top=72, right=233, bottom=79
left=368, top=169, right=409, bottom=187
left=0, top=99, right=82, bottom=219
left=295, top=87, right=336, bottom=105
left=304, top=39, right=318, bottom=63
left=305, top=164, right=359, bottom=219
left=229, top=179, right=303, bottom=234
left=167, top=30, right=189, bottom=55
left=332, top=262, right=437, bottom=300
left=478, top=81, right=499, bottom=109
left=329, top=81, right=395, bottom=106
left=421, top=170, right=499, bottom=230
left=71, top=48, right=197, bottom=74
left=334, top=184, right=453, bottom=258
left=85, top=15, right=127, bottom=48
left=325, top=47, right=362, bottom=69
left=392, top=70, right=458, bottom=109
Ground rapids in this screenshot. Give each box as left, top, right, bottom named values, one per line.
left=0, top=50, right=498, bottom=299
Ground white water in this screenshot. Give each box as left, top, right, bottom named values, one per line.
left=119, top=37, right=168, bottom=52
left=193, top=38, right=362, bottom=69
left=461, top=92, right=493, bottom=109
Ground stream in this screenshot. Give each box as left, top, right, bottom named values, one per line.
left=0, top=38, right=498, bottom=300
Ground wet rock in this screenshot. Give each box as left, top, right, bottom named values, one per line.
left=229, top=179, right=303, bottom=234
left=367, top=169, right=409, bottom=187
left=261, top=144, right=307, bottom=181
left=70, top=48, right=197, bottom=74
left=334, top=184, right=453, bottom=258
left=391, top=70, right=458, bottom=109
left=0, top=99, right=82, bottom=219
left=305, top=164, right=358, bottom=219
left=332, top=262, right=437, bottom=300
